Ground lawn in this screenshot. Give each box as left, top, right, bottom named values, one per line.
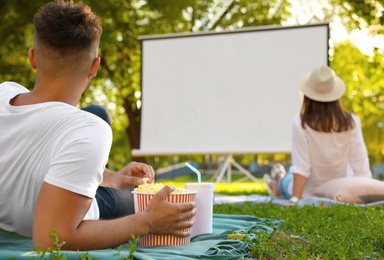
left=162, top=174, right=384, bottom=259
left=214, top=202, right=384, bottom=259
left=20, top=174, right=384, bottom=259
left=160, top=173, right=269, bottom=196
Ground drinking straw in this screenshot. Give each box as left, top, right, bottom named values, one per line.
left=185, top=162, right=201, bottom=183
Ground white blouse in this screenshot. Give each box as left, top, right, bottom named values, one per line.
left=289, top=113, right=372, bottom=198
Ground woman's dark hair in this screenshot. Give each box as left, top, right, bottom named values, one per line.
left=300, top=96, right=354, bottom=132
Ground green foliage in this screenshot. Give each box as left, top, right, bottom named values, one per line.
left=35, top=230, right=67, bottom=260
left=26, top=182, right=384, bottom=259
left=113, top=234, right=139, bottom=260
left=331, top=41, right=384, bottom=163
left=86, top=0, right=293, bottom=163
left=161, top=174, right=269, bottom=196
left=214, top=182, right=269, bottom=196
left=330, top=0, right=384, bottom=34
left=2, top=0, right=384, bottom=166
left=0, top=0, right=45, bottom=88
left=214, top=202, right=384, bottom=258
left=35, top=231, right=138, bottom=260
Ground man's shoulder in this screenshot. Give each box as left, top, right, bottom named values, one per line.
left=0, top=81, right=29, bottom=94
left=42, top=106, right=112, bottom=150
left=29, top=103, right=112, bottom=140
left=51, top=104, right=111, bottom=131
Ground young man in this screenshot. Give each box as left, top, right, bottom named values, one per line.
left=0, top=0, right=196, bottom=251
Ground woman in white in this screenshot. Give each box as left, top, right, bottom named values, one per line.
left=264, top=65, right=372, bottom=203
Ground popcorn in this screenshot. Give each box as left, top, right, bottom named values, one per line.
left=134, top=178, right=189, bottom=194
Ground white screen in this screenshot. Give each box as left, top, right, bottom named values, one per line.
left=133, top=23, right=329, bottom=156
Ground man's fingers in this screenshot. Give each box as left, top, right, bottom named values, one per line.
left=145, top=164, right=155, bottom=182
left=146, top=186, right=197, bottom=238
left=178, top=217, right=195, bottom=228
left=120, top=175, right=144, bottom=187
left=179, top=201, right=196, bottom=213
left=166, top=218, right=194, bottom=237
left=178, top=206, right=197, bottom=223
left=171, top=229, right=190, bottom=238
left=130, top=162, right=155, bottom=182
left=154, top=186, right=174, bottom=200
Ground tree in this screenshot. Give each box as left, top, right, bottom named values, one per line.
left=287, top=0, right=384, bottom=164
left=0, top=1, right=46, bottom=88
left=330, top=0, right=384, bottom=34
left=85, top=0, right=292, bottom=167
left=2, top=0, right=384, bottom=168
left=331, top=41, right=384, bottom=163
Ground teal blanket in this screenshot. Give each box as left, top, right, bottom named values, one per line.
left=0, top=214, right=282, bottom=259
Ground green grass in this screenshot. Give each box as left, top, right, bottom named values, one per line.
left=34, top=175, right=384, bottom=259
left=162, top=174, right=384, bottom=259
left=160, top=173, right=269, bottom=196
left=214, top=203, right=384, bottom=259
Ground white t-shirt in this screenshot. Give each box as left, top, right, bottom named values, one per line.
left=289, top=114, right=372, bottom=198
left=0, top=81, right=112, bottom=237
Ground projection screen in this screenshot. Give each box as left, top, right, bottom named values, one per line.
left=132, top=23, right=329, bottom=156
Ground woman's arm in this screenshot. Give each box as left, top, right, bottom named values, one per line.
left=289, top=116, right=311, bottom=199
left=348, top=115, right=372, bottom=177
left=291, top=173, right=306, bottom=199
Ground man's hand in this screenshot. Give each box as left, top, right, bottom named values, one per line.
left=33, top=182, right=195, bottom=251
left=142, top=186, right=197, bottom=237
left=101, top=162, right=155, bottom=190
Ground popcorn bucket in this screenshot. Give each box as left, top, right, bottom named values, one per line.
left=132, top=191, right=197, bottom=246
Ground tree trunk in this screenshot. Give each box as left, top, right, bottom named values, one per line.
left=123, top=99, right=147, bottom=163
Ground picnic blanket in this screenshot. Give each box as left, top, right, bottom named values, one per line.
left=214, top=194, right=384, bottom=207
left=0, top=214, right=283, bottom=260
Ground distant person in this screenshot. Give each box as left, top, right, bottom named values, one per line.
left=82, top=104, right=112, bottom=126
left=0, top=0, right=195, bottom=251
left=264, top=65, right=372, bottom=203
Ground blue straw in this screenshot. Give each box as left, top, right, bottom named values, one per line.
left=185, top=162, right=201, bottom=183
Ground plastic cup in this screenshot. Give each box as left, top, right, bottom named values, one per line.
left=132, top=191, right=197, bottom=246
left=184, top=182, right=214, bottom=237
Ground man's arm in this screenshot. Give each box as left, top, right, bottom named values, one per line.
left=33, top=182, right=195, bottom=251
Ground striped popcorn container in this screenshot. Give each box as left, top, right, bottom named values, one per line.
left=132, top=191, right=197, bottom=246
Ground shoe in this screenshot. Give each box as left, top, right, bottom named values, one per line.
left=271, top=163, right=286, bottom=179
left=263, top=174, right=273, bottom=196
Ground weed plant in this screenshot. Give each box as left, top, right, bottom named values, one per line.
left=34, top=232, right=138, bottom=260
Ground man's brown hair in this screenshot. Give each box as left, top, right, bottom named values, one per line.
left=33, top=0, right=102, bottom=54
left=300, top=96, right=355, bottom=133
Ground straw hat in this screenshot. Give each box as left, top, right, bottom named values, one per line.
left=298, top=65, right=346, bottom=102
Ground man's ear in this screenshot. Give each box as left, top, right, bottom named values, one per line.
left=28, top=48, right=37, bottom=70
left=89, top=57, right=100, bottom=78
